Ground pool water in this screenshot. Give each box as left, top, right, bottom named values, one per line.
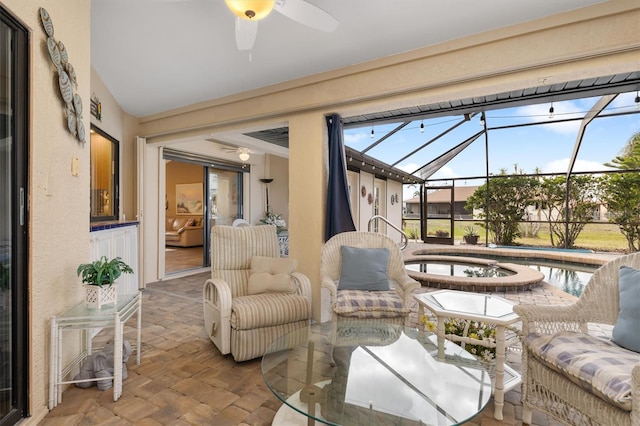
left=405, top=261, right=515, bottom=278
left=406, top=255, right=597, bottom=296
left=510, top=260, right=596, bottom=297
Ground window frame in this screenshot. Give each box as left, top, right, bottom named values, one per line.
left=89, top=125, right=120, bottom=222
left=1, top=4, right=30, bottom=423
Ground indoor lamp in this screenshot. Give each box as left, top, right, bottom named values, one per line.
left=224, top=0, right=275, bottom=20
left=238, top=147, right=251, bottom=162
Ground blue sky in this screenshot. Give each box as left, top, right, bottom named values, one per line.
left=344, top=92, right=640, bottom=200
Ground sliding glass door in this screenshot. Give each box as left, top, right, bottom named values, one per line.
left=1, top=6, right=29, bottom=424
left=163, top=150, right=246, bottom=274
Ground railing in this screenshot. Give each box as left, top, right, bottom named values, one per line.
left=367, top=215, right=409, bottom=251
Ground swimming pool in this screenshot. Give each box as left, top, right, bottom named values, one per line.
left=405, top=251, right=597, bottom=297
left=496, top=258, right=596, bottom=297
left=405, top=261, right=515, bottom=278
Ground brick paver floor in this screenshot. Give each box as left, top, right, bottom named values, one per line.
left=41, top=244, right=617, bottom=425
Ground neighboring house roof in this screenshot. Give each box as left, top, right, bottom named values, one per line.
left=405, top=186, right=479, bottom=204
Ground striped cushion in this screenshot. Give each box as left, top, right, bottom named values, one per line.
left=211, top=225, right=280, bottom=297
left=231, top=293, right=311, bottom=330
left=334, top=289, right=409, bottom=319
left=525, top=331, right=640, bottom=411
left=231, top=320, right=309, bottom=362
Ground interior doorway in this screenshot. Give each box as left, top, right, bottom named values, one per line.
left=163, top=154, right=246, bottom=275
left=164, top=160, right=205, bottom=275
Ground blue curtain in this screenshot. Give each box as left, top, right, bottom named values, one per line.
left=325, top=114, right=356, bottom=241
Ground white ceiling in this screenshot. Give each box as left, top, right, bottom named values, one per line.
left=91, top=0, right=607, bottom=118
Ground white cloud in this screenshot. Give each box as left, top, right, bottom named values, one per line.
left=608, top=92, right=638, bottom=111
left=513, top=102, right=584, bottom=135
left=430, top=166, right=459, bottom=180
left=543, top=158, right=613, bottom=174
left=397, top=162, right=420, bottom=175
left=343, top=131, right=368, bottom=148
left=399, top=164, right=463, bottom=200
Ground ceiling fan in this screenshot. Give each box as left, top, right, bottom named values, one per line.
left=221, top=146, right=254, bottom=161
left=225, top=0, right=339, bottom=51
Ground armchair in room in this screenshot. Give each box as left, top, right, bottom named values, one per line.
left=203, top=225, right=312, bottom=362
left=514, top=252, right=640, bottom=426
left=321, top=231, right=420, bottom=324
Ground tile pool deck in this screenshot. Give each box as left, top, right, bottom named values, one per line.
left=39, top=243, right=621, bottom=426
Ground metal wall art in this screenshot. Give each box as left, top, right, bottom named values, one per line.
left=39, top=7, right=86, bottom=144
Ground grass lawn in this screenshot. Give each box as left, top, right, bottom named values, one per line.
left=403, top=219, right=630, bottom=253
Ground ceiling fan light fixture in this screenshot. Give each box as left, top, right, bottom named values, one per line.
left=238, top=147, right=251, bottom=162
left=225, top=0, right=275, bottom=20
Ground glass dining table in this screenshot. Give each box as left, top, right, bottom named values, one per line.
left=261, top=321, right=492, bottom=425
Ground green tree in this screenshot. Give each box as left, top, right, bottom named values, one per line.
left=538, top=175, right=599, bottom=248
left=465, top=169, right=538, bottom=245
left=600, top=131, right=640, bottom=252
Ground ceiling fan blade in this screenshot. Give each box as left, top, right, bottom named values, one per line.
left=234, top=17, right=258, bottom=50
left=274, top=0, right=339, bottom=32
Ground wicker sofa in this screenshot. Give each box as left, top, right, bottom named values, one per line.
left=514, top=252, right=640, bottom=426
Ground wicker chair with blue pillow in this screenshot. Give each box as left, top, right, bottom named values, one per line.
left=514, top=252, right=640, bottom=426
left=203, top=225, right=312, bottom=362
left=321, top=231, right=420, bottom=324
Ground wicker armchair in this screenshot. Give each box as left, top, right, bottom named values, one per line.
left=513, top=252, right=640, bottom=426
left=203, top=225, right=312, bottom=362
left=321, top=231, right=420, bottom=324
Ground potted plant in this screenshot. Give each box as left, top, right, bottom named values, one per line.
left=463, top=226, right=480, bottom=245
left=77, top=256, right=133, bottom=308
left=435, top=229, right=449, bottom=238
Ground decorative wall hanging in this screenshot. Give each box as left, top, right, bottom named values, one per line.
left=91, top=93, right=102, bottom=121
left=390, top=194, right=395, bottom=205
left=367, top=193, right=373, bottom=205
left=395, top=193, right=399, bottom=204
left=39, top=7, right=85, bottom=144
left=176, top=183, right=204, bottom=215
left=361, top=185, right=366, bottom=198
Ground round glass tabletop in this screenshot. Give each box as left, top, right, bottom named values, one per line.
left=262, top=321, right=492, bottom=425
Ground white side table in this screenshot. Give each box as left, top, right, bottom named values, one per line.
left=414, top=290, right=521, bottom=421
left=49, top=292, right=142, bottom=409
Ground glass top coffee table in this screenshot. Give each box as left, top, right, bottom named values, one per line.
left=414, top=290, right=522, bottom=421
left=262, top=321, right=492, bottom=425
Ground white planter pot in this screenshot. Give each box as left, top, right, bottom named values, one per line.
left=84, top=284, right=117, bottom=309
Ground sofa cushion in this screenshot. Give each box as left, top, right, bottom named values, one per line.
left=230, top=293, right=311, bottom=330
left=612, top=266, right=640, bottom=352
left=165, top=232, right=181, bottom=242
left=338, top=246, right=390, bottom=291
left=334, top=288, right=409, bottom=318
left=524, top=331, right=640, bottom=411
left=247, top=256, right=298, bottom=295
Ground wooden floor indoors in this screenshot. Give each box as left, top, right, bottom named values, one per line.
left=165, top=246, right=204, bottom=274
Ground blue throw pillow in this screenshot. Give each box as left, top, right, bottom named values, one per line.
left=612, top=266, right=640, bottom=352
left=338, top=246, right=390, bottom=291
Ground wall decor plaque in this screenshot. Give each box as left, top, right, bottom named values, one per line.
left=39, top=8, right=54, bottom=37
left=46, top=37, right=61, bottom=66
left=39, top=7, right=85, bottom=144
left=57, top=40, right=68, bottom=64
